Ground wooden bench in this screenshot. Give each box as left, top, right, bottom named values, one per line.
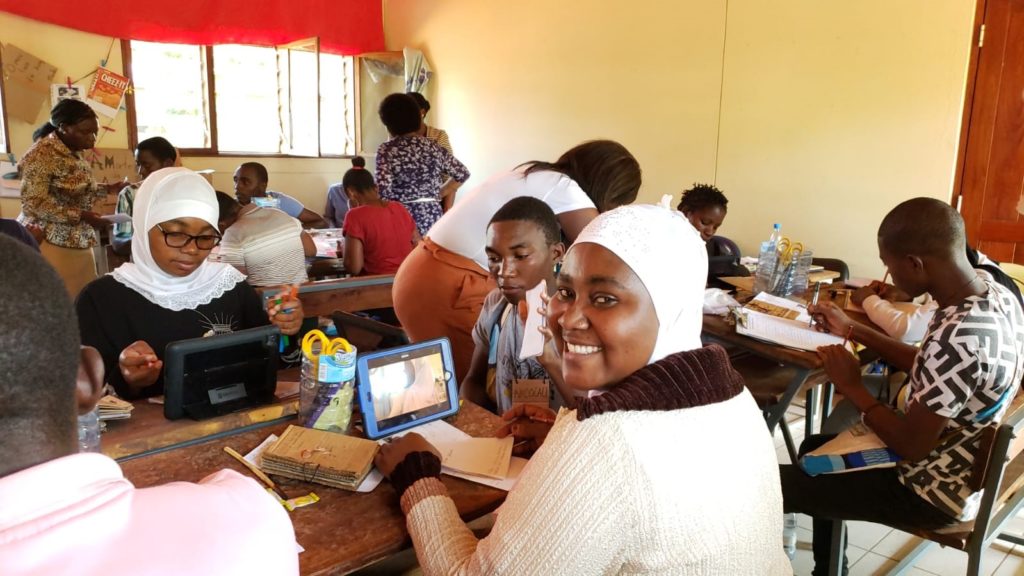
left=257, top=274, right=395, bottom=318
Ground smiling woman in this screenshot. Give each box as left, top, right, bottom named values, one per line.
left=75, top=168, right=305, bottom=399
left=374, top=205, right=791, bottom=575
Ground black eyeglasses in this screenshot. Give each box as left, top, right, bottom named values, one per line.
left=155, top=224, right=221, bottom=250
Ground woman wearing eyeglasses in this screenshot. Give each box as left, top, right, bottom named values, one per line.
left=76, top=168, right=304, bottom=399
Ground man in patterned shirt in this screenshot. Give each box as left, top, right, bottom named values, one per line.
left=783, top=197, right=1024, bottom=575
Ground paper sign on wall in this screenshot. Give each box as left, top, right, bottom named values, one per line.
left=1, top=44, right=57, bottom=123
left=51, top=83, right=85, bottom=108
left=86, top=67, right=129, bottom=117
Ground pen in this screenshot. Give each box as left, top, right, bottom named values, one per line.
left=223, top=446, right=289, bottom=500
left=841, top=324, right=854, bottom=350
left=808, top=282, right=821, bottom=327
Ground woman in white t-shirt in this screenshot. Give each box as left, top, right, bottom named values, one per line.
left=392, top=140, right=641, bottom=378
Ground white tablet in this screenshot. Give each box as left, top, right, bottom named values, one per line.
left=356, top=338, right=460, bottom=439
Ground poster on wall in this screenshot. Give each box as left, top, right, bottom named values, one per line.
left=86, top=67, right=130, bottom=118
left=1, top=44, right=57, bottom=123
left=51, top=83, right=85, bottom=108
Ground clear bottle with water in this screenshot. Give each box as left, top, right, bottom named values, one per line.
left=754, top=223, right=782, bottom=294
left=783, top=512, right=798, bottom=559
left=78, top=408, right=101, bottom=453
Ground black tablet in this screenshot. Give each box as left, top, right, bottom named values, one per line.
left=163, top=325, right=280, bottom=420
left=356, top=338, right=459, bottom=439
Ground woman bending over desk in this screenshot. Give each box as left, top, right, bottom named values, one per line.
left=376, top=205, right=790, bottom=575
left=76, top=168, right=303, bottom=399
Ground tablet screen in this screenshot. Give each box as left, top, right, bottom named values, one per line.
left=365, top=342, right=453, bottom=432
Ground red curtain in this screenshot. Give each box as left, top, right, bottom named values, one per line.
left=0, top=1, right=384, bottom=55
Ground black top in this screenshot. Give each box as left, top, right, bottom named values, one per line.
left=76, top=275, right=269, bottom=398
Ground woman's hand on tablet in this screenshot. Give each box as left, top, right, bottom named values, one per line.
left=375, top=432, right=441, bottom=478
left=497, top=404, right=557, bottom=456
left=266, top=285, right=303, bottom=336
left=119, top=340, right=162, bottom=390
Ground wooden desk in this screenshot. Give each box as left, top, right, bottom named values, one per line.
left=702, top=313, right=825, bottom=434
left=102, top=369, right=302, bottom=462
left=703, top=310, right=878, bottom=438
left=120, top=401, right=507, bottom=576
left=259, top=275, right=395, bottom=318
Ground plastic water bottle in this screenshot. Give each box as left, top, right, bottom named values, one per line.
left=754, top=223, right=783, bottom=294
left=768, top=222, right=782, bottom=247
left=78, top=408, right=101, bottom=453
left=783, top=512, right=798, bottom=559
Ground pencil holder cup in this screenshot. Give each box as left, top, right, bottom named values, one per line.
left=754, top=248, right=814, bottom=298
left=299, top=346, right=358, bottom=434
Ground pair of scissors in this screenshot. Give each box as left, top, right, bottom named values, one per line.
left=776, top=237, right=804, bottom=263
left=301, top=329, right=352, bottom=361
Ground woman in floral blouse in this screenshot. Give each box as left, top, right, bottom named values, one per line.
left=375, top=93, right=470, bottom=236
left=19, top=100, right=122, bottom=297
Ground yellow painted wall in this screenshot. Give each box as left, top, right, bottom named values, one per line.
left=0, top=12, right=349, bottom=214
left=384, top=0, right=976, bottom=277
left=383, top=0, right=729, bottom=209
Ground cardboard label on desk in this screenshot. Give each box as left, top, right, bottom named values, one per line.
left=1, top=44, right=57, bottom=123
left=512, top=378, right=549, bottom=409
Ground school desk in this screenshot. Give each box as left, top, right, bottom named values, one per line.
left=119, top=400, right=507, bottom=576
left=702, top=290, right=879, bottom=440
left=257, top=274, right=395, bottom=319
left=102, top=368, right=302, bottom=462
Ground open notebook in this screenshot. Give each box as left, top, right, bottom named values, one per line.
left=736, top=293, right=851, bottom=352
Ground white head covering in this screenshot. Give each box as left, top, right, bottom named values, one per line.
left=111, top=167, right=245, bottom=311
left=572, top=203, right=707, bottom=363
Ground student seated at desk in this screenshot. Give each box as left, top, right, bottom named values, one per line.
left=112, top=136, right=179, bottom=257
left=789, top=198, right=1024, bottom=575
left=0, top=236, right=299, bottom=576
left=677, top=183, right=747, bottom=284
left=340, top=156, right=420, bottom=275
left=77, top=168, right=303, bottom=400
left=460, top=197, right=570, bottom=415
left=849, top=246, right=1023, bottom=344
left=216, top=191, right=315, bottom=286
left=233, top=161, right=327, bottom=229
left=376, top=205, right=790, bottom=575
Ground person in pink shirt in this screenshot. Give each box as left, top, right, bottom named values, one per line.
left=0, top=235, right=299, bottom=576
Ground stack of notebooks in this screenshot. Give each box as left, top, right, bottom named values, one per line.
left=97, top=395, right=134, bottom=421
left=261, top=425, right=378, bottom=491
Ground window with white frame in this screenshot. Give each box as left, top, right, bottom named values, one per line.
left=127, top=39, right=356, bottom=156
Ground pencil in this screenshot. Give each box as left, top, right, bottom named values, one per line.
left=882, top=270, right=890, bottom=285
left=224, top=446, right=288, bottom=500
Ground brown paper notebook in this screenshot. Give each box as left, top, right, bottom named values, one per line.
left=261, top=425, right=379, bottom=491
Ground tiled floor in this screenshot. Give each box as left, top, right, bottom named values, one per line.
left=779, top=399, right=1024, bottom=576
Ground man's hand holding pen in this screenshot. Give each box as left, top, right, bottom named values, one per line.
left=807, top=300, right=855, bottom=338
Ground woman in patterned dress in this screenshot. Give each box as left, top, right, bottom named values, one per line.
left=374, top=93, right=470, bottom=236
left=18, top=100, right=124, bottom=296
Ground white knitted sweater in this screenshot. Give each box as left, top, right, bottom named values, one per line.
left=403, top=388, right=791, bottom=575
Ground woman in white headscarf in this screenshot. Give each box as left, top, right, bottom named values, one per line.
left=77, top=168, right=303, bottom=399
left=374, top=204, right=790, bottom=575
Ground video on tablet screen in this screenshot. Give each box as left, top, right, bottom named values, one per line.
left=367, top=344, right=451, bottom=431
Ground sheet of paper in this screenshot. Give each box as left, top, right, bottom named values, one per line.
left=244, top=434, right=280, bottom=467
left=434, top=436, right=514, bottom=479
left=443, top=456, right=527, bottom=491
left=100, top=213, right=132, bottom=224
left=844, top=277, right=874, bottom=289
left=518, top=280, right=547, bottom=360
left=737, top=310, right=849, bottom=352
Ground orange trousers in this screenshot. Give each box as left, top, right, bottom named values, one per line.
left=393, top=238, right=495, bottom=381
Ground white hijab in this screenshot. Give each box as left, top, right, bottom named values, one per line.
left=572, top=203, right=707, bottom=363
left=111, top=167, right=245, bottom=311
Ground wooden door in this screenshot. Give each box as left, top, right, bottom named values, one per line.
left=956, top=0, right=1024, bottom=263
